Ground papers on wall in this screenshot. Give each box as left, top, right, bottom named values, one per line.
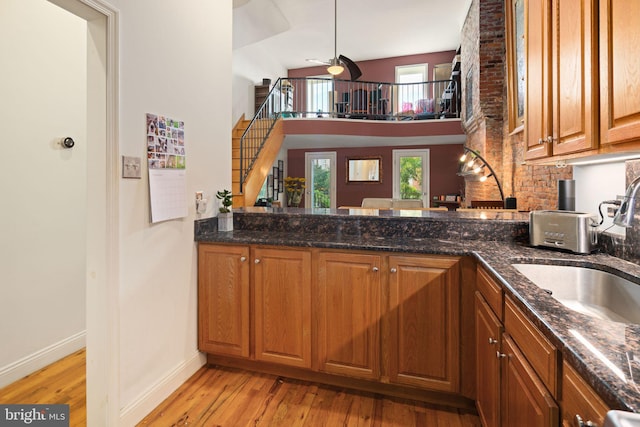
left=146, top=113, right=188, bottom=223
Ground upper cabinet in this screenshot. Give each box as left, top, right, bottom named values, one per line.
left=525, top=0, right=598, bottom=160
left=599, top=0, right=640, bottom=147
left=523, top=0, right=640, bottom=161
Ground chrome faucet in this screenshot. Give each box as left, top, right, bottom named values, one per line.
left=613, top=176, right=640, bottom=228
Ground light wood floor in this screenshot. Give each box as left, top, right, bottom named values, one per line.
left=0, top=351, right=480, bottom=426
left=0, top=348, right=86, bottom=427
left=138, top=365, right=481, bottom=427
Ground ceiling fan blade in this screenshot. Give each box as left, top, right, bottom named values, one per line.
left=306, top=58, right=330, bottom=65
left=338, top=55, right=362, bottom=81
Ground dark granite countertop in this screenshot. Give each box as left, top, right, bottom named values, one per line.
left=195, top=207, right=640, bottom=412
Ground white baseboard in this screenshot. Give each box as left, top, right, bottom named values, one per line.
left=119, top=351, right=207, bottom=426
left=0, top=330, right=86, bottom=388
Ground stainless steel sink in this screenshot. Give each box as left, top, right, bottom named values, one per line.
left=511, top=263, right=640, bottom=324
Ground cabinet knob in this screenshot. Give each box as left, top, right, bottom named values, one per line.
left=496, top=351, right=507, bottom=359
left=372, top=266, right=379, bottom=272
left=240, top=256, right=246, bottom=262
left=488, top=337, right=498, bottom=345
left=390, top=268, right=397, bottom=273
left=254, top=259, right=260, bottom=264
left=574, top=414, right=596, bottom=427
left=538, top=138, right=544, bottom=145
left=547, top=135, right=555, bottom=144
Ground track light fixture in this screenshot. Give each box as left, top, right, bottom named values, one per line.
left=457, top=147, right=504, bottom=202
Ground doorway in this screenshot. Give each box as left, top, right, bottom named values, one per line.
left=392, top=149, right=430, bottom=207
left=0, top=0, right=118, bottom=423
left=304, top=152, right=337, bottom=209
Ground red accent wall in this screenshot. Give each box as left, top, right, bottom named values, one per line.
left=283, top=119, right=463, bottom=138
left=287, top=144, right=464, bottom=207
left=288, top=51, right=457, bottom=83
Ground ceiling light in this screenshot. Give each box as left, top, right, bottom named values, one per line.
left=327, top=58, right=344, bottom=76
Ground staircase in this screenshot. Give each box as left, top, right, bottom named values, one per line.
left=231, top=115, right=285, bottom=208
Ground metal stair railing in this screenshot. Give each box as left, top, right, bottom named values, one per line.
left=239, top=78, right=286, bottom=193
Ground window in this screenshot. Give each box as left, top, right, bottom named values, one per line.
left=395, top=64, right=428, bottom=113
left=306, top=76, right=333, bottom=117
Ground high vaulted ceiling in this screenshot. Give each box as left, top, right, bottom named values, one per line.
left=233, top=0, right=473, bottom=70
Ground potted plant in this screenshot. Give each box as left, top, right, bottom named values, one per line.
left=216, top=189, right=233, bottom=231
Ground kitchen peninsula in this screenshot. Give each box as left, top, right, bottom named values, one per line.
left=195, top=208, right=640, bottom=426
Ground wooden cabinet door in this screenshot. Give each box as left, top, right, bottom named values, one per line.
left=475, top=292, right=503, bottom=427
left=388, top=255, right=460, bottom=392
left=525, top=0, right=553, bottom=160
left=253, top=247, right=312, bottom=368
left=561, top=361, right=610, bottom=427
left=501, top=334, right=559, bottom=427
left=198, top=244, right=250, bottom=357
left=599, top=0, right=640, bottom=146
left=551, top=0, right=598, bottom=156
left=316, top=251, right=382, bottom=380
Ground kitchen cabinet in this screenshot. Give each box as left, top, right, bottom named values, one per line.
left=253, top=247, right=312, bottom=368
left=198, top=244, right=311, bottom=367
left=599, top=0, right=640, bottom=147
left=501, top=334, right=559, bottom=427
left=199, top=244, right=463, bottom=400
left=388, top=255, right=460, bottom=392
left=316, top=251, right=382, bottom=380
left=525, top=0, right=598, bottom=160
left=475, top=292, right=502, bottom=427
left=198, top=244, right=250, bottom=358
left=475, top=266, right=559, bottom=427
left=561, top=361, right=610, bottom=427
left=316, top=251, right=462, bottom=390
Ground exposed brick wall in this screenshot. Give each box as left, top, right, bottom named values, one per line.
left=461, top=0, right=573, bottom=210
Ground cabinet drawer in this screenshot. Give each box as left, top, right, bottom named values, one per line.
left=505, top=296, right=559, bottom=396
left=561, top=361, right=610, bottom=427
left=477, top=266, right=503, bottom=320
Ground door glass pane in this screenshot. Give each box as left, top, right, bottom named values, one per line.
left=311, top=158, right=331, bottom=208
left=399, top=156, right=423, bottom=199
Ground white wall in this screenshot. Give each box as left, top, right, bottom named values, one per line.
left=232, top=40, right=287, bottom=123
left=0, top=0, right=87, bottom=386
left=574, top=161, right=626, bottom=234
left=103, top=0, right=232, bottom=423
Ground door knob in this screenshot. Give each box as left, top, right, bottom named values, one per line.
left=62, top=137, right=75, bottom=149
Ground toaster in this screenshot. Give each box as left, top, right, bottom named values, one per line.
left=529, top=210, right=598, bottom=254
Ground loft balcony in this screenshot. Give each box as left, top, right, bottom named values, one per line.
left=261, top=77, right=460, bottom=121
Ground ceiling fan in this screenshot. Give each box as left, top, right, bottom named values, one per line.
left=306, top=0, right=362, bottom=81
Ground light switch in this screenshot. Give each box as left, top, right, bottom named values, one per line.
left=122, top=156, right=142, bottom=179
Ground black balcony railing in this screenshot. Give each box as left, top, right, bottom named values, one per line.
left=239, top=77, right=459, bottom=192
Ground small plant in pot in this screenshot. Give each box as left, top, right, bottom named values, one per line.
left=216, top=189, right=233, bottom=231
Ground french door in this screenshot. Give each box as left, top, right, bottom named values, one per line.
left=392, top=149, right=430, bottom=207
left=305, top=152, right=336, bottom=209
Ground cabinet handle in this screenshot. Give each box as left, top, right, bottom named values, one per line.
left=538, top=138, right=544, bottom=145
left=488, top=337, right=498, bottom=345
left=390, top=268, right=397, bottom=273
left=496, top=351, right=506, bottom=359
left=574, top=414, right=596, bottom=427
left=372, top=267, right=379, bottom=272
left=240, top=256, right=246, bottom=262
left=254, top=259, right=260, bottom=264
left=547, top=135, right=555, bottom=144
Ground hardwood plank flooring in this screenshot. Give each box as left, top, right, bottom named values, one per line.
left=0, top=349, right=86, bottom=427
left=138, top=365, right=481, bottom=427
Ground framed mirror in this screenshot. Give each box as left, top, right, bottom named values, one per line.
left=346, top=156, right=382, bottom=183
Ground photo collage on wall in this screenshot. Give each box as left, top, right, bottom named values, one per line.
left=146, top=113, right=186, bottom=169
